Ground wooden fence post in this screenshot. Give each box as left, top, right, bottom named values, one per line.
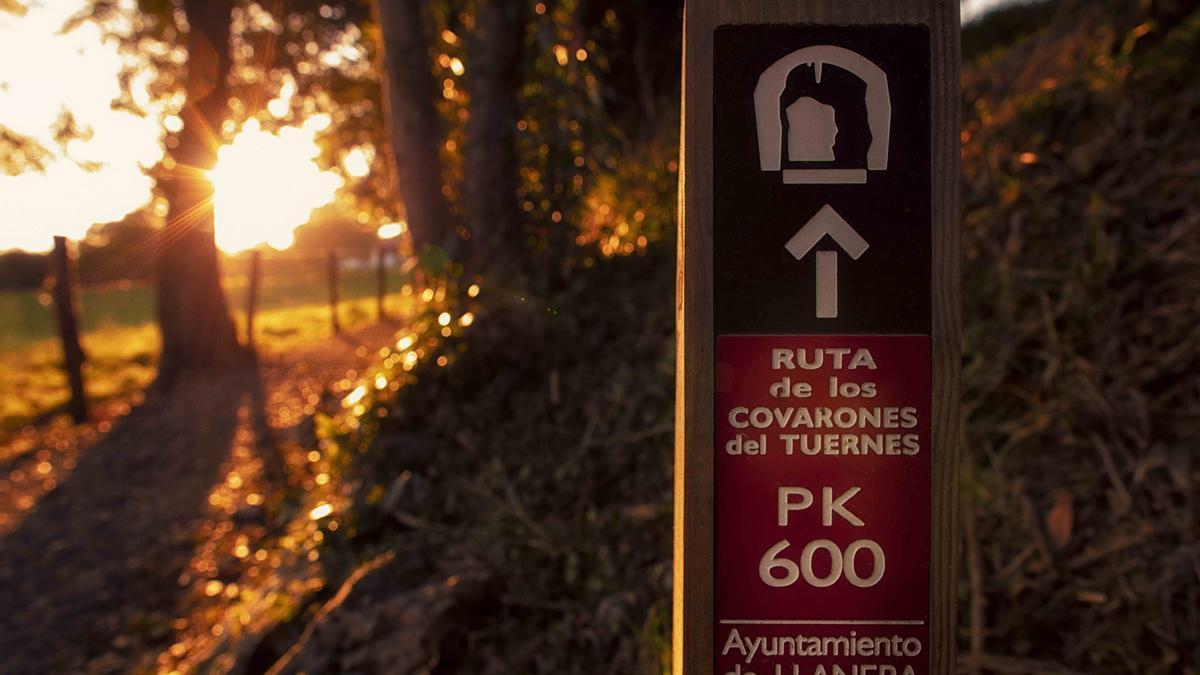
left=376, top=245, right=389, bottom=321
left=50, top=236, right=88, bottom=424
left=245, top=249, right=261, bottom=348
left=676, top=3, right=960, bottom=674
left=327, top=248, right=341, bottom=334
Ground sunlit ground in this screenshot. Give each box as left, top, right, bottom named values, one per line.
left=0, top=279, right=478, bottom=671
left=153, top=298, right=474, bottom=673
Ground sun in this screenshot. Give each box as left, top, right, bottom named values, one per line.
left=208, top=117, right=342, bottom=253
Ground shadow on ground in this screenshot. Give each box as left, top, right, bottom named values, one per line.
left=0, top=367, right=273, bottom=674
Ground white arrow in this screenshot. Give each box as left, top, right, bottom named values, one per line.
left=784, top=204, right=869, bottom=319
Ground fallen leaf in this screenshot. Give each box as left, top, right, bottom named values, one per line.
left=1045, top=489, right=1073, bottom=551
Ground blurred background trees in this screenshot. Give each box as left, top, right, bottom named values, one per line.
left=45, top=0, right=684, bottom=382
left=374, top=0, right=455, bottom=255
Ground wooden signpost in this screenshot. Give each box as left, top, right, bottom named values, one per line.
left=675, top=2, right=960, bottom=674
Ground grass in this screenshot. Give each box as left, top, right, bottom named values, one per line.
left=0, top=264, right=412, bottom=351
left=0, top=323, right=159, bottom=435
left=319, top=249, right=676, bottom=674
left=0, top=283, right=157, bottom=352
left=0, top=287, right=417, bottom=437
left=956, top=6, right=1200, bottom=672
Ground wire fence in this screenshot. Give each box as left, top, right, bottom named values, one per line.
left=25, top=240, right=415, bottom=424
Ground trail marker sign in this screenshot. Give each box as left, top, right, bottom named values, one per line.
left=675, top=3, right=960, bottom=675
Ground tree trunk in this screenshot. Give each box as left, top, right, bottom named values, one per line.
left=463, top=0, right=526, bottom=284
left=374, top=0, right=454, bottom=254
left=156, top=0, right=243, bottom=388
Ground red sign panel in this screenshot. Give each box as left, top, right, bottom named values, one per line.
left=715, top=335, right=930, bottom=675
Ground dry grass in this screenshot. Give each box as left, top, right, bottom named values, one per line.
left=339, top=250, right=675, bottom=674
left=959, top=5, right=1200, bottom=673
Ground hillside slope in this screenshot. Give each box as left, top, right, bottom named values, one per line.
left=959, top=3, right=1199, bottom=672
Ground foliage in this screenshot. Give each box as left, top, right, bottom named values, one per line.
left=51, top=0, right=394, bottom=251
left=512, top=0, right=683, bottom=270
left=4, top=0, right=685, bottom=285
left=0, top=109, right=104, bottom=177
left=76, top=211, right=160, bottom=284
left=0, top=250, right=47, bottom=290
left=575, top=127, right=678, bottom=256
left=0, top=126, right=53, bottom=176
left=0, top=212, right=158, bottom=291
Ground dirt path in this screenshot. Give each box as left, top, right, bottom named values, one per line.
left=0, top=323, right=400, bottom=675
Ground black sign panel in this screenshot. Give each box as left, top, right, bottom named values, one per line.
left=713, top=25, right=932, bottom=335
